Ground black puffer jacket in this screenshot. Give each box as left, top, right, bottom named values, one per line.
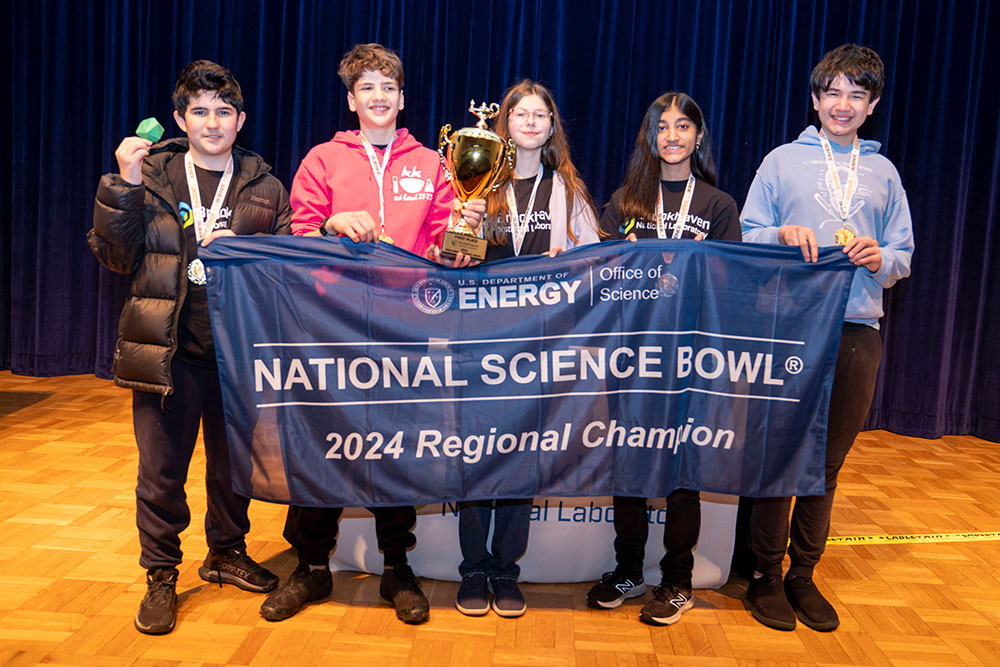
left=89, top=138, right=292, bottom=395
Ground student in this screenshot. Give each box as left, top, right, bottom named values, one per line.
left=89, top=60, right=290, bottom=635
left=740, top=43, right=913, bottom=632
left=587, top=92, right=740, bottom=626
left=447, top=80, right=600, bottom=618
left=261, top=43, right=483, bottom=625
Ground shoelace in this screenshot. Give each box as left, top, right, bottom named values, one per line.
left=147, top=579, right=176, bottom=604
left=652, top=585, right=687, bottom=602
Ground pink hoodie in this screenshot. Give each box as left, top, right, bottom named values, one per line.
left=290, top=128, right=454, bottom=256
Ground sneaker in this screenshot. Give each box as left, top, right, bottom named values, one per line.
left=456, top=572, right=490, bottom=616
left=784, top=575, right=839, bottom=631
left=260, top=565, right=333, bottom=621
left=135, top=568, right=178, bottom=635
left=490, top=576, right=526, bottom=618
left=639, top=582, right=694, bottom=625
left=198, top=547, right=279, bottom=593
left=586, top=568, right=646, bottom=609
left=380, top=563, right=429, bottom=624
left=744, top=574, right=796, bottom=630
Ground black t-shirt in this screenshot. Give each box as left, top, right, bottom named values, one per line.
left=599, top=179, right=741, bottom=242
left=167, top=156, right=237, bottom=364
left=485, top=167, right=554, bottom=262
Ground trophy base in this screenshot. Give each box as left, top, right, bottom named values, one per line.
left=440, top=230, right=488, bottom=261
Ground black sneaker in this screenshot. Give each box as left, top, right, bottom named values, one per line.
left=639, top=582, right=694, bottom=625
left=456, top=572, right=490, bottom=616
left=784, top=575, right=839, bottom=631
left=490, top=576, right=526, bottom=618
left=380, top=563, right=429, bottom=624
left=586, top=568, right=646, bottom=609
left=198, top=546, right=279, bottom=593
left=135, top=568, right=178, bottom=635
left=260, top=565, right=333, bottom=621
left=744, top=574, right=796, bottom=630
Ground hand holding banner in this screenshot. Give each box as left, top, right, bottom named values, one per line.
left=201, top=238, right=855, bottom=507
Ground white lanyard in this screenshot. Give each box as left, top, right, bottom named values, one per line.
left=654, top=174, right=697, bottom=239
left=359, top=132, right=395, bottom=238
left=818, top=130, right=860, bottom=221
left=506, top=169, right=544, bottom=256
left=184, top=152, right=234, bottom=242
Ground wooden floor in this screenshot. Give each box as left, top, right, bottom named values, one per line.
left=1, top=371, right=999, bottom=666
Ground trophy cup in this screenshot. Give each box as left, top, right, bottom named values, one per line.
left=438, top=101, right=516, bottom=260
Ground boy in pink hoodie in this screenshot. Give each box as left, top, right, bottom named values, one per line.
left=289, top=44, right=481, bottom=256
left=263, top=43, right=481, bottom=626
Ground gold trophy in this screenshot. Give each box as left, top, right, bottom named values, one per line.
left=438, top=101, right=516, bottom=259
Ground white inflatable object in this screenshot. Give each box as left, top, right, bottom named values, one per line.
left=330, top=493, right=738, bottom=587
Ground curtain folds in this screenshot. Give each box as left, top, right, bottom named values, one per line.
left=5, top=0, right=998, bottom=441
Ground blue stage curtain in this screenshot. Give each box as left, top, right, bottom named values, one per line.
left=5, top=0, right=998, bottom=441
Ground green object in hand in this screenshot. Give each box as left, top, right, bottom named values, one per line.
left=136, top=118, right=164, bottom=143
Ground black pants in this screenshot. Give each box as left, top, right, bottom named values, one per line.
left=751, top=323, right=882, bottom=577
left=133, top=356, right=249, bottom=570
left=612, top=489, right=701, bottom=587
left=285, top=505, right=417, bottom=568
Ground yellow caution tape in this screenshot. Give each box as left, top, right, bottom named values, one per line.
left=827, top=531, right=1000, bottom=545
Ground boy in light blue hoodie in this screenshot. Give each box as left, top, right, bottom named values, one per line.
left=740, top=43, right=913, bottom=632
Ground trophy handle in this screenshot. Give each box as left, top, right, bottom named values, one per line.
left=489, top=139, right=517, bottom=193
left=437, top=124, right=453, bottom=179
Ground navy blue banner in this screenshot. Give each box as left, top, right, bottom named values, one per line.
left=202, top=237, right=854, bottom=507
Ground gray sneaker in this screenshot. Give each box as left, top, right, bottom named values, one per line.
left=198, top=546, right=279, bottom=593
left=134, top=568, right=178, bottom=635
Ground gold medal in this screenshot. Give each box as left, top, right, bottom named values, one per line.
left=834, top=227, right=855, bottom=246
left=378, top=233, right=395, bottom=244
left=187, top=258, right=207, bottom=285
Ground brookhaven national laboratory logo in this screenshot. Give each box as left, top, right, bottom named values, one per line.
left=411, top=277, right=455, bottom=315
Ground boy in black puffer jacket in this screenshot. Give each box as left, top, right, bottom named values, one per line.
left=89, top=60, right=291, bottom=635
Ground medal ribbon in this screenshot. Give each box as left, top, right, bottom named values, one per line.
left=184, top=152, right=234, bottom=242
left=654, top=174, right=697, bottom=239
left=818, top=129, right=860, bottom=221
left=506, top=169, right=544, bottom=256
left=359, top=132, right=396, bottom=238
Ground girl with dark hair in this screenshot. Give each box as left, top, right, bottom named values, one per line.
left=588, top=92, right=740, bottom=626
left=455, top=80, right=599, bottom=619
left=600, top=91, right=739, bottom=242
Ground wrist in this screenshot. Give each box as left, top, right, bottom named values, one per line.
left=319, top=218, right=332, bottom=236
left=118, top=171, right=142, bottom=186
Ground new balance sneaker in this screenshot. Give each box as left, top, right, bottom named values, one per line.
left=260, top=565, right=333, bottom=621
left=490, top=576, right=527, bottom=618
left=198, top=546, right=279, bottom=593
left=586, top=568, right=646, bottom=609
left=380, top=563, right=429, bottom=624
left=456, top=572, right=490, bottom=616
left=639, top=582, right=694, bottom=625
left=744, top=574, right=796, bottom=630
left=135, top=568, right=178, bottom=635
left=784, top=574, right=839, bottom=631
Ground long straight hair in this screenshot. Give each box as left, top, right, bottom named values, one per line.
left=484, top=79, right=598, bottom=245
left=619, top=92, right=717, bottom=223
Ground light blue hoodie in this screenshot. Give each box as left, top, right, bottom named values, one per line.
left=741, top=126, right=914, bottom=328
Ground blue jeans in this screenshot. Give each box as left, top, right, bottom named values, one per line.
left=458, top=499, right=532, bottom=579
